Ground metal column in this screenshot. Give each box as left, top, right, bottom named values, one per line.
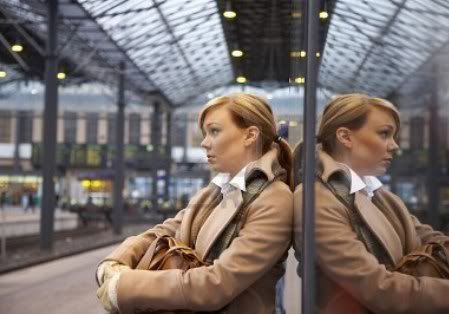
left=112, top=62, right=126, bottom=235
left=428, top=65, right=440, bottom=228
left=151, top=101, right=162, bottom=208
left=13, top=111, right=22, bottom=173
left=164, top=110, right=172, bottom=201
left=301, top=0, right=320, bottom=313
left=40, top=0, right=59, bottom=251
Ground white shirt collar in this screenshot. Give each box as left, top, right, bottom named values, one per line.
left=339, top=164, right=383, bottom=198
left=211, top=165, right=248, bottom=194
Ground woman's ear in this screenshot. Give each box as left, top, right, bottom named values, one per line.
left=335, top=127, right=352, bottom=149
left=244, top=126, right=260, bottom=146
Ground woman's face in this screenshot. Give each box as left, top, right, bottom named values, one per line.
left=342, top=106, right=399, bottom=176
left=200, top=106, right=254, bottom=176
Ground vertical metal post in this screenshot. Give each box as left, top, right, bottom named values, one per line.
left=182, top=113, right=188, bottom=163
left=428, top=65, right=440, bottom=228
left=164, top=110, right=172, bottom=201
left=1, top=207, right=6, bottom=260
left=40, top=0, right=59, bottom=251
left=301, top=0, right=319, bottom=313
left=112, top=61, right=125, bottom=235
left=13, top=111, right=22, bottom=173
left=151, top=101, right=161, bottom=208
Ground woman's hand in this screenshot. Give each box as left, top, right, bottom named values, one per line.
left=96, top=275, right=119, bottom=313
left=96, top=261, right=131, bottom=312
left=97, top=260, right=130, bottom=285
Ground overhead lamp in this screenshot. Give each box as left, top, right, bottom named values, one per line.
left=319, top=11, right=329, bottom=19
left=231, top=49, right=243, bottom=57
left=292, top=11, right=302, bottom=18
left=290, top=51, right=301, bottom=58
left=316, top=52, right=321, bottom=58
left=11, top=43, right=23, bottom=52
left=236, top=76, right=246, bottom=84
left=223, top=1, right=236, bottom=19
left=300, top=50, right=307, bottom=57
left=294, top=77, right=305, bottom=84
left=0, top=71, right=6, bottom=78
left=57, top=72, right=66, bottom=80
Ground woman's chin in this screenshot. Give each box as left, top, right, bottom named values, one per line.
left=372, top=166, right=387, bottom=176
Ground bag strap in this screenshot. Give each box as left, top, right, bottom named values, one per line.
left=204, top=173, right=275, bottom=264
left=135, top=235, right=166, bottom=270
left=317, top=173, right=394, bottom=268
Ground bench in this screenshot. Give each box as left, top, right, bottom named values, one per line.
left=68, top=205, right=112, bottom=227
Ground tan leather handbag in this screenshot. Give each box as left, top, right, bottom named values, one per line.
left=395, top=240, right=449, bottom=278
left=135, top=235, right=205, bottom=314
left=136, top=235, right=205, bottom=271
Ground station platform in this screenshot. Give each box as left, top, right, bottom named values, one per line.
left=0, top=245, right=301, bottom=314
left=0, top=207, right=78, bottom=237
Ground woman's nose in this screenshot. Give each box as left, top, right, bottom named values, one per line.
left=389, top=138, right=399, bottom=152
left=201, top=137, right=210, bottom=149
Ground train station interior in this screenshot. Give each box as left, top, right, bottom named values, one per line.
left=1, top=0, right=449, bottom=313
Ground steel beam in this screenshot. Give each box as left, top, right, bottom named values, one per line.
left=151, top=100, right=162, bottom=208
left=164, top=110, right=172, bottom=201
left=301, top=0, right=320, bottom=313
left=40, top=0, right=59, bottom=251
left=112, top=61, right=126, bottom=235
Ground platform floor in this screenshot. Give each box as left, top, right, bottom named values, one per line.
left=0, top=245, right=302, bottom=314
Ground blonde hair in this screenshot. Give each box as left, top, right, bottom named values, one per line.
left=317, top=93, right=400, bottom=154
left=198, top=93, right=293, bottom=190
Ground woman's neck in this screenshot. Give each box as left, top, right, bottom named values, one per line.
left=330, top=151, right=360, bottom=175
left=228, top=151, right=262, bottom=178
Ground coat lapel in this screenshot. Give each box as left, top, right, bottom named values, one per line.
left=374, top=190, right=420, bottom=253
left=195, top=188, right=243, bottom=260
left=354, top=191, right=403, bottom=264
left=179, top=205, right=195, bottom=244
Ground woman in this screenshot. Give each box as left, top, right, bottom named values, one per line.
left=293, top=93, right=449, bottom=314
left=96, top=93, right=294, bottom=314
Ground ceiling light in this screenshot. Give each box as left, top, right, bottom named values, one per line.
left=57, top=72, right=66, bottom=80
left=320, top=11, right=329, bottom=19
left=292, top=11, right=302, bottom=18
left=231, top=49, right=243, bottom=57
left=290, top=51, right=302, bottom=58
left=11, top=43, right=23, bottom=52
left=236, top=76, right=246, bottom=84
left=294, top=77, right=305, bottom=84
left=224, top=2, right=236, bottom=19
left=224, top=11, right=236, bottom=19
left=0, top=71, right=7, bottom=78
left=300, top=50, right=306, bottom=57
left=316, top=52, right=321, bottom=58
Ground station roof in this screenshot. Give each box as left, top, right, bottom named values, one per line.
left=320, top=0, right=449, bottom=97
left=1, top=0, right=447, bottom=106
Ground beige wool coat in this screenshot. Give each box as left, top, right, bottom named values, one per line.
left=101, top=146, right=293, bottom=314
left=294, top=148, right=449, bottom=314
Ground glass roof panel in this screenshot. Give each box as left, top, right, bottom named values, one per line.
left=320, top=0, right=449, bottom=97
left=78, top=0, right=232, bottom=105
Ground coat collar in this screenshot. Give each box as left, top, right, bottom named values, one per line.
left=194, top=144, right=285, bottom=260
left=354, top=192, right=403, bottom=264
left=317, top=146, right=403, bottom=264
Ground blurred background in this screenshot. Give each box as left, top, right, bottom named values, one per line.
left=0, top=0, right=448, bottom=313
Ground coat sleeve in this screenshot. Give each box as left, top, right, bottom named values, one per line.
left=101, top=188, right=209, bottom=268
left=293, top=182, right=449, bottom=314
left=115, top=181, right=293, bottom=313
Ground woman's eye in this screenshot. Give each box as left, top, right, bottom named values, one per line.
left=210, top=128, right=220, bottom=135
left=379, top=130, right=389, bottom=138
